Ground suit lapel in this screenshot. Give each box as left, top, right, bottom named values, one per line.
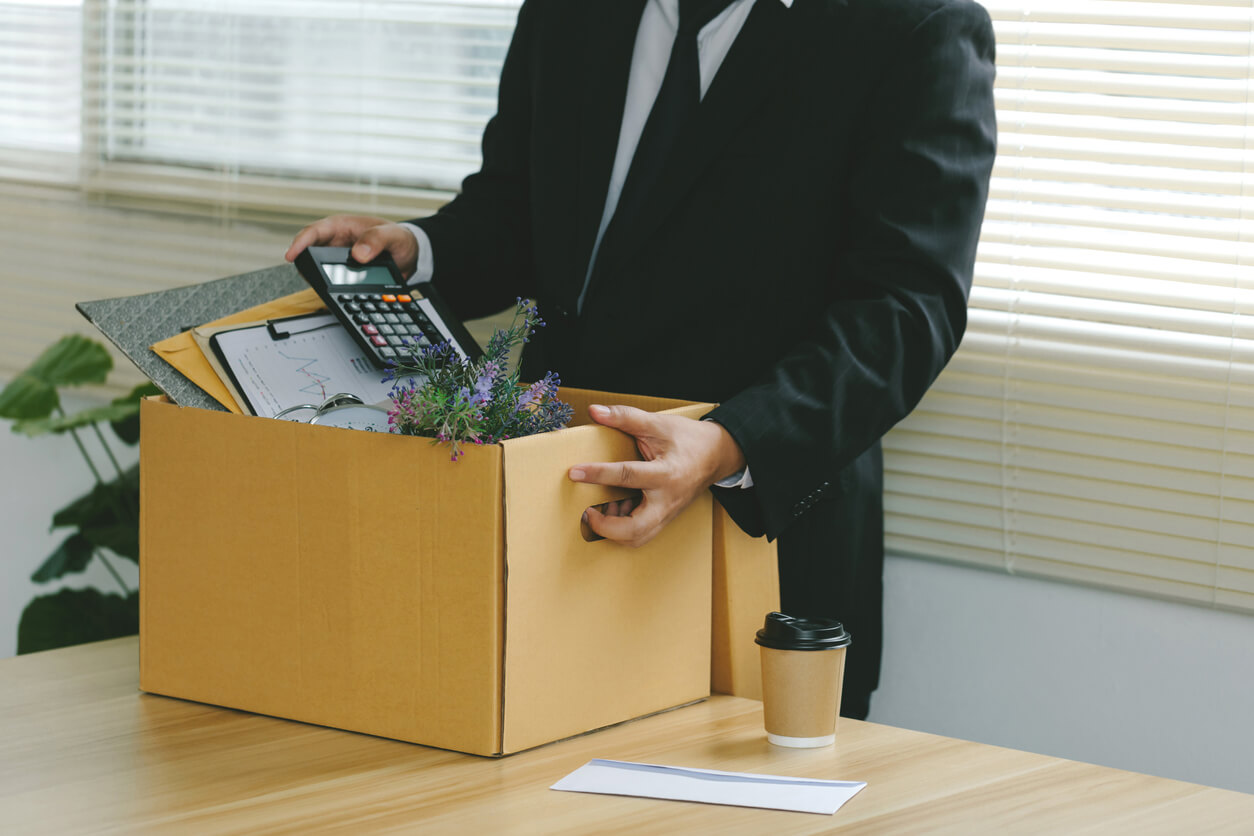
left=562, top=0, right=649, bottom=308
left=595, top=0, right=799, bottom=274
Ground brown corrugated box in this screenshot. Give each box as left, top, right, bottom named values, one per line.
left=139, top=386, right=776, bottom=756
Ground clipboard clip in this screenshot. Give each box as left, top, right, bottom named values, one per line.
left=267, top=312, right=336, bottom=341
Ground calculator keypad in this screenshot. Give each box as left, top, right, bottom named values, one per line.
left=333, top=292, right=445, bottom=365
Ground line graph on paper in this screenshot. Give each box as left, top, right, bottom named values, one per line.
left=281, top=349, right=333, bottom=402
left=214, top=316, right=396, bottom=418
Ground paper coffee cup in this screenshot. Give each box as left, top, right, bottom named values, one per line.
left=755, top=612, right=851, bottom=748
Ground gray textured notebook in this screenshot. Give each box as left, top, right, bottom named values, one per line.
left=76, top=264, right=306, bottom=412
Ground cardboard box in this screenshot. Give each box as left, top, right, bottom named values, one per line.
left=139, top=388, right=716, bottom=756
left=710, top=504, right=780, bottom=701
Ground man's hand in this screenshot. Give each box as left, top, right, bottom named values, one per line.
left=285, top=214, right=420, bottom=279
left=568, top=404, right=746, bottom=548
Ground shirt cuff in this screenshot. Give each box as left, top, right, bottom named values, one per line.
left=715, top=466, right=754, bottom=490
left=399, top=222, right=435, bottom=284
left=702, top=416, right=753, bottom=489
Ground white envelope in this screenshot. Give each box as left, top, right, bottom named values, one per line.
left=551, top=759, right=866, bottom=816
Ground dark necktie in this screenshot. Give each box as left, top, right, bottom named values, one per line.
left=594, top=0, right=738, bottom=273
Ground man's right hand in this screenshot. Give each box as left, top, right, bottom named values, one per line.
left=285, top=215, right=419, bottom=279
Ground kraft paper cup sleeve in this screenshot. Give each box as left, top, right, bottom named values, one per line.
left=755, top=612, right=851, bottom=748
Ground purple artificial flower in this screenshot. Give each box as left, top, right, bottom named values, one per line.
left=471, top=361, right=499, bottom=406
left=385, top=299, right=570, bottom=457
left=516, top=380, right=543, bottom=410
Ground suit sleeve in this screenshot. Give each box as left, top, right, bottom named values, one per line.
left=705, top=1, right=997, bottom=541
left=408, top=0, right=541, bottom=320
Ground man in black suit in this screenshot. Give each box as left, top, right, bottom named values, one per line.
left=288, top=0, right=996, bottom=720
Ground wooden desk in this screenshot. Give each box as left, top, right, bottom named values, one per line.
left=2, top=638, right=1250, bottom=834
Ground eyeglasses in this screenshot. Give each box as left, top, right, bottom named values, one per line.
left=272, top=393, right=392, bottom=433
left=273, top=392, right=364, bottom=422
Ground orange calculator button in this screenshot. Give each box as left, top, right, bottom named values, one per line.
left=397, top=294, right=412, bottom=303
left=381, top=294, right=397, bottom=303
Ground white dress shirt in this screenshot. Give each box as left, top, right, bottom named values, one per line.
left=403, top=0, right=791, bottom=488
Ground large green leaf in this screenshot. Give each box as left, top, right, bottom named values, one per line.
left=0, top=335, right=114, bottom=421
left=31, top=533, right=96, bottom=582
left=17, top=588, right=138, bottom=654
left=25, top=335, right=113, bottom=387
left=51, top=465, right=140, bottom=562
left=50, top=485, right=108, bottom=531
left=0, top=373, right=59, bottom=420
left=78, top=524, right=139, bottom=564
left=110, top=382, right=162, bottom=445
left=12, top=402, right=141, bottom=438
left=51, top=465, right=138, bottom=527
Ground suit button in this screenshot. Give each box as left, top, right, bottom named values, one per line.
left=553, top=304, right=570, bottom=319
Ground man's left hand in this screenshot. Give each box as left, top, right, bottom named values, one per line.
left=568, top=404, right=746, bottom=547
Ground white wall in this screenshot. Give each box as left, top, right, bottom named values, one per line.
left=873, top=554, right=1254, bottom=795
left=0, top=390, right=139, bottom=659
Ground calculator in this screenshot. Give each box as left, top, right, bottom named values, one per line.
left=294, top=246, right=482, bottom=368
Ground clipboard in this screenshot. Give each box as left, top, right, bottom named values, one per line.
left=76, top=264, right=313, bottom=412
left=158, top=288, right=330, bottom=413
left=190, top=312, right=331, bottom=416
left=204, top=312, right=397, bottom=419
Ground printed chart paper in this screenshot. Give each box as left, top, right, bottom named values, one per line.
left=209, top=314, right=396, bottom=417
left=551, top=759, right=866, bottom=816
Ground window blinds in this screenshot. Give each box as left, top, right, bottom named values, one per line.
left=0, top=183, right=297, bottom=390
left=0, top=0, right=521, bottom=383
left=0, top=0, right=82, bottom=185
left=883, top=0, right=1254, bottom=612
left=80, top=0, right=523, bottom=221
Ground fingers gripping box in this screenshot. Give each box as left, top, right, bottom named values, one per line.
left=138, top=388, right=715, bottom=756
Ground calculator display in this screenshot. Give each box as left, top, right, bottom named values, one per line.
left=323, top=263, right=394, bottom=286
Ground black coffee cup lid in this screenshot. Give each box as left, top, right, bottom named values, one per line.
left=754, top=611, right=851, bottom=651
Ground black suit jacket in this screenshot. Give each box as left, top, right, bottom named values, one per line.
left=415, top=0, right=997, bottom=713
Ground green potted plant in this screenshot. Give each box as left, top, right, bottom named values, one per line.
left=0, top=335, right=157, bottom=653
